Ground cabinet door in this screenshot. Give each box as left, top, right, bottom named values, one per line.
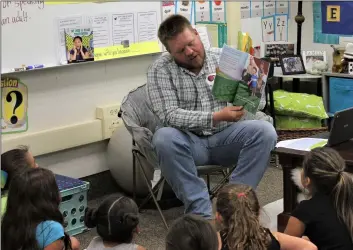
left=329, top=77, right=353, bottom=113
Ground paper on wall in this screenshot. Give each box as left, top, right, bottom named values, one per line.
left=240, top=2, right=251, bottom=19
left=112, top=13, right=135, bottom=45
left=195, top=0, right=210, bottom=22
left=275, top=1, right=289, bottom=15
left=251, top=1, right=263, bottom=18
left=262, top=16, right=275, bottom=42
left=211, top=0, right=225, bottom=23
left=86, top=14, right=110, bottom=48
left=241, top=17, right=262, bottom=47
left=263, top=1, right=275, bottom=16
left=196, top=26, right=211, bottom=49
left=176, top=0, right=193, bottom=23
left=162, top=1, right=175, bottom=20
left=274, top=14, right=288, bottom=42
left=137, top=11, right=158, bottom=42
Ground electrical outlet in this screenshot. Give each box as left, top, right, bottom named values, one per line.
left=96, top=104, right=123, bottom=139
left=96, top=104, right=121, bottom=120
left=102, top=117, right=123, bottom=139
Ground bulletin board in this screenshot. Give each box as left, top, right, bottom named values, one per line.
left=1, top=1, right=163, bottom=73
left=313, top=1, right=353, bottom=44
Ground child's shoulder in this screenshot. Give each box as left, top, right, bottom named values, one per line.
left=36, top=220, right=64, bottom=236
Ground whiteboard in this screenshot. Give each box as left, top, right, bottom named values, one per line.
left=1, top=1, right=162, bottom=73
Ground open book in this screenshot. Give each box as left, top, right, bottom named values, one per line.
left=212, top=45, right=270, bottom=114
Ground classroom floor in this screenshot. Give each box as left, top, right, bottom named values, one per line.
left=77, top=165, right=283, bottom=249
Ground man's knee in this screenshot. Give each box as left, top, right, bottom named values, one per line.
left=152, top=127, right=186, bottom=152
left=257, top=120, right=277, bottom=144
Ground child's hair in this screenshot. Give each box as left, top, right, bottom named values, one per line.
left=303, top=147, right=353, bottom=239
left=253, top=67, right=257, bottom=72
left=1, top=145, right=31, bottom=190
left=1, top=167, right=72, bottom=250
left=217, top=184, right=271, bottom=250
left=85, top=194, right=139, bottom=244
left=165, top=214, right=219, bottom=250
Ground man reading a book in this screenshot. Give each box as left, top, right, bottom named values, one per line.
left=146, top=14, right=277, bottom=220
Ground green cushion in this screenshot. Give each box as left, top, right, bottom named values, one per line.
left=276, top=115, right=322, bottom=129
left=1, top=195, right=7, bottom=217
left=274, top=90, right=328, bottom=119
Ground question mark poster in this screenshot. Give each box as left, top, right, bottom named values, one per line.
left=1, top=77, right=28, bottom=134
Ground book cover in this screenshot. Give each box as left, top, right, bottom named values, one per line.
left=213, top=45, right=270, bottom=114
left=65, top=26, right=94, bottom=64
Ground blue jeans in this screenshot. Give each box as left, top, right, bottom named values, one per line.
left=152, top=120, right=277, bottom=219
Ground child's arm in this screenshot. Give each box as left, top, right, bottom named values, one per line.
left=137, top=245, right=147, bottom=250
left=284, top=216, right=306, bottom=237
left=272, top=232, right=317, bottom=250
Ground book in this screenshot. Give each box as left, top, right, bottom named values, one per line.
left=212, top=44, right=270, bottom=114
left=64, top=26, right=94, bottom=64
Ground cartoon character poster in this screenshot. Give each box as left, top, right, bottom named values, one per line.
left=1, top=77, right=28, bottom=134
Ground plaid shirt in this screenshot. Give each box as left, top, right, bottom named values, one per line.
left=146, top=48, right=233, bottom=135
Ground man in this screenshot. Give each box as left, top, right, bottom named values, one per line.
left=146, top=15, right=277, bottom=220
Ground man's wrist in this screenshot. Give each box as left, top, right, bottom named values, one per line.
left=212, top=111, right=223, bottom=126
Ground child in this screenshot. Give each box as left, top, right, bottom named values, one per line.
left=1, top=145, right=38, bottom=217
left=248, top=67, right=258, bottom=96
left=165, top=214, right=219, bottom=250
left=285, top=147, right=353, bottom=249
left=85, top=194, right=146, bottom=250
left=1, top=167, right=80, bottom=250
left=1, top=145, right=38, bottom=191
left=216, top=184, right=317, bottom=250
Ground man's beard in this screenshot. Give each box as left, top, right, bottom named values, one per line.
left=174, top=54, right=205, bottom=71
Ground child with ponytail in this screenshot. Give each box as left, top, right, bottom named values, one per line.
left=85, top=194, right=146, bottom=250
left=285, top=147, right=353, bottom=249
left=216, top=184, right=317, bottom=250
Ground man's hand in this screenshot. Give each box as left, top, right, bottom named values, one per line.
left=213, top=106, right=245, bottom=124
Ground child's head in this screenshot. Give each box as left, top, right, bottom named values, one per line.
left=1, top=168, right=68, bottom=249
left=1, top=145, right=37, bottom=190
left=85, top=194, right=139, bottom=244
left=252, top=67, right=257, bottom=74
left=302, top=147, right=353, bottom=238
left=165, top=214, right=219, bottom=250
left=216, top=184, right=270, bottom=250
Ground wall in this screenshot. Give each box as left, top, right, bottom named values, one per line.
left=2, top=54, right=158, bottom=178
left=2, top=2, right=336, bottom=179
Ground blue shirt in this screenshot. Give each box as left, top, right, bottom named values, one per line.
left=36, top=220, right=65, bottom=249
left=251, top=74, right=258, bottom=88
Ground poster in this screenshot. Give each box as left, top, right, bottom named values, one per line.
left=1, top=77, right=28, bottom=134
left=312, top=1, right=339, bottom=44
left=195, top=0, right=210, bottom=22
left=274, top=14, right=288, bottom=41
left=261, top=16, right=275, bottom=42
left=211, top=0, right=225, bottom=23
left=65, top=26, right=95, bottom=63
left=321, top=1, right=353, bottom=35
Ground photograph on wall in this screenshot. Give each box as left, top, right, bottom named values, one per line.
left=65, top=26, right=94, bottom=64
left=262, top=42, right=295, bottom=67
left=1, top=77, right=28, bottom=134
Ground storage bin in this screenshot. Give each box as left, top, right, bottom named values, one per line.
left=56, top=175, right=90, bottom=236
left=329, top=77, right=353, bottom=114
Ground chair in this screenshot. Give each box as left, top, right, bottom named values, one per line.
left=118, top=84, right=235, bottom=229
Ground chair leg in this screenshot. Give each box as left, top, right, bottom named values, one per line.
left=132, top=150, right=137, bottom=202
left=206, top=174, right=211, bottom=191
left=134, top=151, right=169, bottom=229
left=138, top=177, right=165, bottom=210
left=209, top=169, right=234, bottom=200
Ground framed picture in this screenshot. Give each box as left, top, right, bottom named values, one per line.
left=279, top=55, right=306, bottom=75
left=260, top=41, right=296, bottom=67
left=302, top=50, right=327, bottom=70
